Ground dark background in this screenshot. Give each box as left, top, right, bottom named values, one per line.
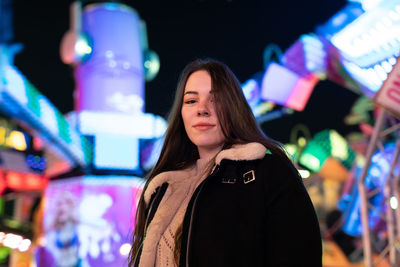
left=11, top=0, right=359, bottom=143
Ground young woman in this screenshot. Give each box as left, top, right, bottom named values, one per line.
left=129, top=59, right=322, bottom=267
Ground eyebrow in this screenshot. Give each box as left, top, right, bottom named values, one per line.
left=183, top=90, right=215, bottom=96
left=183, top=91, right=198, bottom=96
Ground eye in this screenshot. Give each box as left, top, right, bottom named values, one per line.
left=184, top=99, right=197, bottom=104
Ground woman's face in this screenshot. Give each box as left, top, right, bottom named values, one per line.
left=181, top=70, right=225, bottom=158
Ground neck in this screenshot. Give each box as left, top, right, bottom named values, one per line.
left=197, top=145, right=223, bottom=161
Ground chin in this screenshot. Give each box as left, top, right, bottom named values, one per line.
left=188, top=133, right=225, bottom=149
left=193, top=140, right=224, bottom=149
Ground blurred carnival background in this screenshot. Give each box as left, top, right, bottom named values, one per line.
left=0, top=0, right=399, bottom=266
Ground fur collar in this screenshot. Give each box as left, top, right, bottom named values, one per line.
left=144, top=142, right=267, bottom=205
left=215, top=142, right=267, bottom=165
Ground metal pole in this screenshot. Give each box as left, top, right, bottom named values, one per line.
left=385, top=174, right=396, bottom=265
left=358, top=109, right=387, bottom=267
left=388, top=139, right=400, bottom=248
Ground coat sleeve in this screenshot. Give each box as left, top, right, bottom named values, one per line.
left=262, top=154, right=322, bottom=266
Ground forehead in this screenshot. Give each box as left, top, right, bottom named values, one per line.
left=184, top=70, right=211, bottom=92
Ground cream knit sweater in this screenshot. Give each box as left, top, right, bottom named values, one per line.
left=139, top=158, right=211, bottom=267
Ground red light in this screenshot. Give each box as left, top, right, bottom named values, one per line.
left=0, top=171, right=6, bottom=194
left=33, top=137, right=44, bottom=151
left=6, top=171, right=47, bottom=191
left=6, top=172, right=23, bottom=189
left=26, top=174, right=41, bottom=188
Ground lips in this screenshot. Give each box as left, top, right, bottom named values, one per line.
left=193, top=123, right=215, bottom=130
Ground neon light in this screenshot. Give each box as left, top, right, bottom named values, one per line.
left=299, top=130, right=355, bottom=172
left=94, top=133, right=139, bottom=170
left=297, top=137, right=306, bottom=147
left=39, top=98, right=59, bottom=134
left=2, top=64, right=92, bottom=165
left=298, top=169, right=311, bottom=179
left=381, top=60, right=393, bottom=72
left=374, top=64, right=388, bottom=80
left=389, top=10, right=400, bottom=20
left=0, top=127, right=6, bottom=146
left=79, top=111, right=167, bottom=138
left=2, top=233, right=22, bottom=249
left=75, top=36, right=92, bottom=58
left=390, top=196, right=398, bottom=210
left=6, top=130, right=27, bottom=151
left=18, top=239, right=31, bottom=252
left=359, top=0, right=384, bottom=11
left=329, top=130, right=349, bottom=160
left=342, top=61, right=381, bottom=92
left=5, top=171, right=47, bottom=191
left=76, top=4, right=145, bottom=114
left=299, top=154, right=321, bottom=172
left=241, top=78, right=260, bottom=107
left=260, top=63, right=317, bottom=111
left=6, top=172, right=22, bottom=189
left=0, top=173, right=5, bottom=195
left=325, top=0, right=400, bottom=96
left=285, top=74, right=318, bottom=111
left=374, top=58, right=400, bottom=116
left=0, top=232, right=31, bottom=252
left=26, top=154, right=46, bottom=171
left=119, top=243, right=131, bottom=256
left=0, top=121, right=28, bottom=151
left=3, top=66, right=28, bottom=105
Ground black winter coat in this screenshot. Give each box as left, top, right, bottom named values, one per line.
left=141, top=153, right=322, bottom=267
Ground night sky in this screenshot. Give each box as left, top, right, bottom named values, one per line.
left=11, top=0, right=359, bottom=144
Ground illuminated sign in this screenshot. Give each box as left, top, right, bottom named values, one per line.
left=260, top=63, right=318, bottom=111
left=373, top=57, right=400, bottom=117
left=1, top=65, right=92, bottom=166
left=318, top=0, right=400, bottom=95
left=41, top=176, right=144, bottom=267
left=299, top=129, right=356, bottom=172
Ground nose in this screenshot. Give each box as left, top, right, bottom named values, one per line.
left=197, top=100, right=210, bottom=116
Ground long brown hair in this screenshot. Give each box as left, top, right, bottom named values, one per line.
left=128, top=58, right=290, bottom=266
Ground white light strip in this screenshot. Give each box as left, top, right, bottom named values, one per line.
left=331, top=0, right=400, bottom=66
left=2, top=233, right=22, bottom=249
left=79, top=111, right=167, bottom=138
left=0, top=232, right=32, bottom=251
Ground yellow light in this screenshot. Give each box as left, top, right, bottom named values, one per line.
left=0, top=127, right=6, bottom=145
left=356, top=155, right=366, bottom=166
left=284, top=144, right=297, bottom=157
left=329, top=130, right=348, bottom=160
left=6, top=131, right=27, bottom=151
left=297, top=137, right=306, bottom=147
